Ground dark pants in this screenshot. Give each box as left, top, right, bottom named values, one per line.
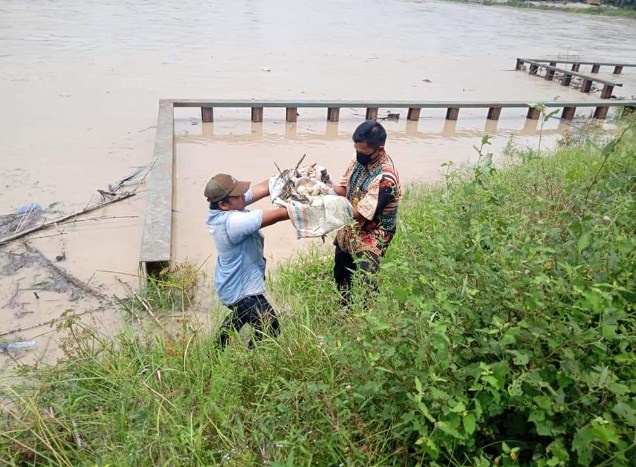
left=333, top=244, right=380, bottom=306
left=216, top=294, right=280, bottom=349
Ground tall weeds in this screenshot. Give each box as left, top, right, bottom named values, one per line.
left=1, top=123, right=635, bottom=466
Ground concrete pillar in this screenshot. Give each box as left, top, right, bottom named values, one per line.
left=407, top=108, right=421, bottom=121
left=487, top=107, right=502, bottom=120
left=327, top=107, right=340, bottom=122
left=562, top=73, right=573, bottom=86
left=561, top=107, right=576, bottom=120
left=366, top=107, right=378, bottom=120
left=546, top=62, right=556, bottom=80
left=251, top=107, right=263, bottom=122
left=526, top=107, right=541, bottom=120
left=446, top=107, right=460, bottom=120
left=201, top=107, right=213, bottom=123
left=594, top=106, right=609, bottom=120
left=286, top=107, right=298, bottom=123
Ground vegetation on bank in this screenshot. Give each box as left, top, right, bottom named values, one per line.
left=449, top=0, right=636, bottom=18
left=1, top=116, right=635, bottom=466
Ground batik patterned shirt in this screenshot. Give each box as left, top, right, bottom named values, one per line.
left=335, top=153, right=401, bottom=256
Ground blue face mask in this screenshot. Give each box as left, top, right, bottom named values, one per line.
left=356, top=148, right=377, bottom=165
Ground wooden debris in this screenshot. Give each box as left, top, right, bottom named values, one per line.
left=0, top=192, right=135, bottom=246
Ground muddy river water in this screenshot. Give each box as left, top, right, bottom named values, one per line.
left=1, top=0, right=635, bottom=361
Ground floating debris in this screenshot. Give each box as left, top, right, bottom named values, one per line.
left=0, top=340, right=36, bottom=353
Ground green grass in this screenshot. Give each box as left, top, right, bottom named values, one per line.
left=1, top=119, right=635, bottom=466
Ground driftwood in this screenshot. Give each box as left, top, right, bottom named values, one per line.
left=0, top=192, right=135, bottom=246
left=32, top=248, right=110, bottom=302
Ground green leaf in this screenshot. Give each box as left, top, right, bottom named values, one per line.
left=573, top=419, right=620, bottom=464
left=578, top=232, right=591, bottom=253
left=506, top=350, right=530, bottom=366
left=481, top=375, right=500, bottom=388
left=545, top=109, right=560, bottom=121
left=436, top=420, right=463, bottom=439
left=450, top=401, right=466, bottom=413
left=358, top=381, right=380, bottom=396
left=463, top=413, right=476, bottom=434
left=546, top=439, right=570, bottom=463
left=479, top=153, right=493, bottom=172
left=417, top=401, right=436, bottom=423
left=528, top=410, right=545, bottom=423
left=612, top=402, right=636, bottom=427
left=600, top=140, right=616, bottom=157
left=607, top=382, right=629, bottom=395
left=383, top=346, right=396, bottom=358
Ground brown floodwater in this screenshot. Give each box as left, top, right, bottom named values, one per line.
left=1, top=0, right=635, bottom=364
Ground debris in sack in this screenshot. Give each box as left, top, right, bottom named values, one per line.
left=273, top=156, right=332, bottom=204
left=0, top=340, right=36, bottom=353
left=270, top=154, right=353, bottom=239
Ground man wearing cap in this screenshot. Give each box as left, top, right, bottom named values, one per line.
left=204, top=173, right=290, bottom=348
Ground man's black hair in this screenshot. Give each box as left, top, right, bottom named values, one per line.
left=352, top=120, right=387, bottom=149
left=209, top=196, right=229, bottom=210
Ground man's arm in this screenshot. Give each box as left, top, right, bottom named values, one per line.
left=351, top=207, right=368, bottom=224
left=250, top=178, right=271, bottom=203
left=260, top=207, right=289, bottom=228
left=355, top=175, right=399, bottom=225
left=227, top=208, right=288, bottom=243
left=325, top=179, right=347, bottom=197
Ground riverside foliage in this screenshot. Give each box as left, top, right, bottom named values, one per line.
left=1, top=121, right=635, bottom=466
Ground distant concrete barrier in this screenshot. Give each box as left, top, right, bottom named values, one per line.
left=139, top=98, right=636, bottom=274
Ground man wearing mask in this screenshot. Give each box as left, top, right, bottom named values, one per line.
left=326, top=120, right=402, bottom=305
